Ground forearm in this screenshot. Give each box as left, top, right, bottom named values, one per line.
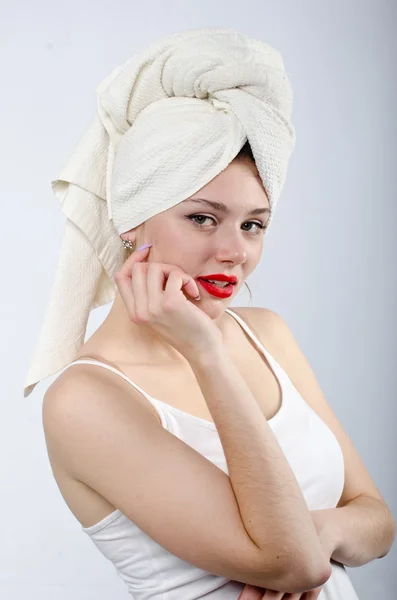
left=189, top=347, right=330, bottom=577
left=315, top=495, right=396, bottom=567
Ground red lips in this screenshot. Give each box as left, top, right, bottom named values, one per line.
left=198, top=273, right=238, bottom=284
left=196, top=278, right=236, bottom=298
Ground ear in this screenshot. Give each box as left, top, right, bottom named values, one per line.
left=120, top=227, right=136, bottom=242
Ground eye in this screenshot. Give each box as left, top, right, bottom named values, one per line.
left=186, top=214, right=267, bottom=235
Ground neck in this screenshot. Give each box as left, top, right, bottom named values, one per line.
left=86, top=292, right=194, bottom=366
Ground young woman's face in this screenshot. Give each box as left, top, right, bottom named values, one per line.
left=124, top=159, right=270, bottom=316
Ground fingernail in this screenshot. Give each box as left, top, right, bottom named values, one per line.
left=194, top=294, right=201, bottom=300
left=137, top=243, right=152, bottom=251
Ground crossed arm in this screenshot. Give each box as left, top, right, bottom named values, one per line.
left=312, top=494, right=395, bottom=567
left=245, top=307, right=396, bottom=567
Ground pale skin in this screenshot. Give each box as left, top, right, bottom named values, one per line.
left=110, top=243, right=331, bottom=599
left=48, top=156, right=395, bottom=597
left=236, top=509, right=336, bottom=598
left=97, top=157, right=267, bottom=364
left=110, top=157, right=330, bottom=598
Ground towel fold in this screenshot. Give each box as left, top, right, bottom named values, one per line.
left=24, top=27, right=295, bottom=398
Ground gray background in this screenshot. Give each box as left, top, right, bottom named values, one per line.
left=1, top=0, right=395, bottom=598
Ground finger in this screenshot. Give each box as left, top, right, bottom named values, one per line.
left=162, top=269, right=196, bottom=305
left=153, top=264, right=200, bottom=301
left=130, top=261, right=150, bottom=322
left=145, top=264, right=199, bottom=315
left=114, top=246, right=152, bottom=321
left=301, top=588, right=323, bottom=599
left=146, top=262, right=168, bottom=315
left=164, top=267, right=200, bottom=300
left=114, top=266, right=139, bottom=323
left=116, top=245, right=152, bottom=279
left=121, top=262, right=198, bottom=323
left=115, top=248, right=201, bottom=322
left=116, top=245, right=199, bottom=299
left=182, top=275, right=201, bottom=300
left=237, top=584, right=267, bottom=599
left=151, top=258, right=201, bottom=300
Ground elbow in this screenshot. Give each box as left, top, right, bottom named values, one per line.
left=280, top=552, right=332, bottom=594
left=298, top=563, right=332, bottom=594
left=256, top=551, right=331, bottom=594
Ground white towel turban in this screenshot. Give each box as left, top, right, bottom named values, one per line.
left=23, top=27, right=296, bottom=398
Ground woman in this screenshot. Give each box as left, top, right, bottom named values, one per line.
left=26, top=28, right=394, bottom=599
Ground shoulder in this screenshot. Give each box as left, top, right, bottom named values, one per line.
left=44, top=362, right=115, bottom=405
left=227, top=306, right=283, bottom=330
left=229, top=306, right=318, bottom=386
left=42, top=362, right=159, bottom=442
left=43, top=365, right=114, bottom=436
left=227, top=306, right=318, bottom=390
left=42, top=364, right=164, bottom=487
left=226, top=306, right=277, bottom=331
left=234, top=308, right=389, bottom=509
left=227, top=306, right=289, bottom=360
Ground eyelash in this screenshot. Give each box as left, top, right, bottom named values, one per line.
left=186, top=214, right=267, bottom=235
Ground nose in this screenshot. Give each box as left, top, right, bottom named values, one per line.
left=213, top=235, right=248, bottom=265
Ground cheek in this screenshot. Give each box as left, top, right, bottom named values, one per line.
left=163, top=221, right=200, bottom=249
left=149, top=228, right=197, bottom=265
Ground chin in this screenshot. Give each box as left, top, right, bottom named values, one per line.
left=194, top=298, right=231, bottom=317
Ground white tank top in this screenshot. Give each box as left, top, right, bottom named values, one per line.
left=61, top=308, right=359, bottom=599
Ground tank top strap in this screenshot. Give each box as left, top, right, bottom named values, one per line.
left=224, top=308, right=286, bottom=380
left=61, top=359, right=168, bottom=428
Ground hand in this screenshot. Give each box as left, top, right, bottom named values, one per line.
left=113, top=245, right=223, bottom=359
left=237, top=583, right=324, bottom=599
left=310, top=509, right=338, bottom=562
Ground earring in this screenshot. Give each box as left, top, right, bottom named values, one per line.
left=122, top=239, right=134, bottom=250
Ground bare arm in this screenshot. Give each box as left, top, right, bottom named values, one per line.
left=313, top=498, right=396, bottom=567
left=188, top=347, right=332, bottom=589
left=43, top=357, right=329, bottom=595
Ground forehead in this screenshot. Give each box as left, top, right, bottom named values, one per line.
left=183, top=197, right=270, bottom=217
left=186, top=160, right=269, bottom=210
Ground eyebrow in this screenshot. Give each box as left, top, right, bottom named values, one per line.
left=186, top=198, right=270, bottom=216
